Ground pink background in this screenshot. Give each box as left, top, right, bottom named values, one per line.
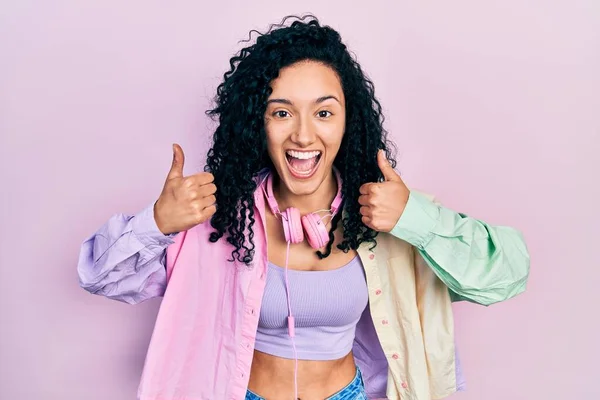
left=1, top=1, right=599, bottom=399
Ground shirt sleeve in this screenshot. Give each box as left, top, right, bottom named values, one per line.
left=389, top=191, right=530, bottom=306
left=77, top=201, right=177, bottom=304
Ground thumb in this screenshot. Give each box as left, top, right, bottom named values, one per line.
left=377, top=149, right=400, bottom=182
left=167, top=143, right=185, bottom=180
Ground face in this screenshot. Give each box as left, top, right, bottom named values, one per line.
left=264, top=60, right=346, bottom=196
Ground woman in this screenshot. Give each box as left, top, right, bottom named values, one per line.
left=78, top=16, right=530, bottom=400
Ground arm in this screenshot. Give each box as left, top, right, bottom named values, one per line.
left=390, top=191, right=530, bottom=306
left=77, top=202, right=177, bottom=304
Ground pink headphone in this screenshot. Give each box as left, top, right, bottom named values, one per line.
left=262, top=168, right=343, bottom=249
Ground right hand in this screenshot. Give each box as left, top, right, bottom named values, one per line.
left=154, top=144, right=217, bottom=235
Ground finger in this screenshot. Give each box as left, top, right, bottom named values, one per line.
left=192, top=203, right=217, bottom=225
left=360, top=183, right=381, bottom=196
left=188, top=172, right=214, bottom=186
left=360, top=183, right=374, bottom=195
left=358, top=194, right=371, bottom=206
left=377, top=149, right=400, bottom=182
left=202, top=204, right=217, bottom=220
left=198, top=183, right=217, bottom=197
left=361, top=216, right=371, bottom=226
left=360, top=206, right=372, bottom=218
left=167, top=144, right=185, bottom=180
left=199, top=194, right=216, bottom=209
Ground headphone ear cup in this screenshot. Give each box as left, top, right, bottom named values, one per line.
left=282, top=208, right=304, bottom=244
left=301, top=213, right=330, bottom=249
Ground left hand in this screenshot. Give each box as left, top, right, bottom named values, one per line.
left=358, top=150, right=410, bottom=232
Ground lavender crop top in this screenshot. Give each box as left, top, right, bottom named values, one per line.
left=254, top=255, right=369, bottom=360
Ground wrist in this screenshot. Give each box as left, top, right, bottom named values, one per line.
left=153, top=199, right=170, bottom=235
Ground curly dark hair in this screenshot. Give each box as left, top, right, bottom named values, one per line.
left=205, top=14, right=397, bottom=264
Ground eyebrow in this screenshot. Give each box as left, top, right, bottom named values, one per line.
left=266, top=95, right=341, bottom=106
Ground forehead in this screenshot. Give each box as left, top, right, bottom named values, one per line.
left=268, top=61, right=344, bottom=103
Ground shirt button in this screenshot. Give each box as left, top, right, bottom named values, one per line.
left=375, top=289, right=382, bottom=295
left=369, top=253, right=375, bottom=260
left=401, top=382, right=408, bottom=389
left=392, top=353, right=399, bottom=359
left=382, top=319, right=389, bottom=325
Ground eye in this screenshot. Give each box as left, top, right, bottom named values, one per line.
left=273, top=110, right=290, bottom=118
left=317, top=110, right=332, bottom=118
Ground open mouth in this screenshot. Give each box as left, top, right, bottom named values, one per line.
left=285, top=150, right=322, bottom=178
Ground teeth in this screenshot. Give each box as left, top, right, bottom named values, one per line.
left=286, top=150, right=321, bottom=160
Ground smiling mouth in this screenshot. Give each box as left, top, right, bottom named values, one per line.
left=285, top=150, right=322, bottom=178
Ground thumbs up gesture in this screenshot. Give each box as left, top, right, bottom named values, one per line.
left=153, top=144, right=217, bottom=235
left=358, top=150, right=410, bottom=232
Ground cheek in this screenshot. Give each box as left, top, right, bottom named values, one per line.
left=265, top=124, right=289, bottom=153
left=322, top=122, right=345, bottom=150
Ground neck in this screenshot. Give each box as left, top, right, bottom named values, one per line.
left=273, top=171, right=338, bottom=216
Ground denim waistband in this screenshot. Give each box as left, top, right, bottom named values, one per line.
left=245, top=366, right=366, bottom=400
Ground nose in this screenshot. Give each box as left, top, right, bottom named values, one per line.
left=291, top=115, right=316, bottom=147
